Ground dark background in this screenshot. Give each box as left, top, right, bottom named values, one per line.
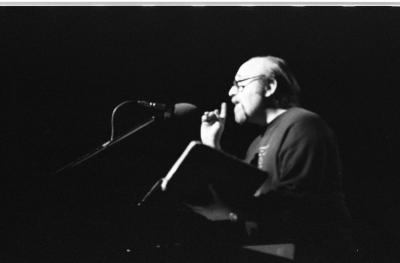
left=2, top=6, right=400, bottom=262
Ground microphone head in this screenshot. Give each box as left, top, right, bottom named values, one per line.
left=172, top=103, right=198, bottom=118
left=136, top=100, right=198, bottom=120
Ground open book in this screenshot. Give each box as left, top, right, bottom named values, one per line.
left=161, top=141, right=267, bottom=207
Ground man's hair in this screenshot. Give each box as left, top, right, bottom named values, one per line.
left=254, top=56, right=301, bottom=108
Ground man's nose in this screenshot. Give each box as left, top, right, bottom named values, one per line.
left=228, top=86, right=237, bottom=97
left=230, top=92, right=239, bottom=104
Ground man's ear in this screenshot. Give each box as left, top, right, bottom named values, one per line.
left=264, top=78, right=277, bottom=98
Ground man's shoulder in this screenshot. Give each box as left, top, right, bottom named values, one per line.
left=283, top=107, right=322, bottom=124
left=281, top=107, right=335, bottom=141
left=280, top=107, right=333, bottom=135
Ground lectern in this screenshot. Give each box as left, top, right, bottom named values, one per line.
left=161, top=141, right=266, bottom=205
left=154, top=141, right=295, bottom=262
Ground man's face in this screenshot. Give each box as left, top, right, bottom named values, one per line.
left=228, top=59, right=270, bottom=125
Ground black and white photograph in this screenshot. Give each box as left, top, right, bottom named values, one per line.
left=3, top=5, right=400, bottom=262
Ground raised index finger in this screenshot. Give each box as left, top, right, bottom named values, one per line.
left=220, top=102, right=227, bottom=119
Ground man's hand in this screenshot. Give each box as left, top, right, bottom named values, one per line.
left=186, top=185, right=233, bottom=221
left=200, top=102, right=227, bottom=150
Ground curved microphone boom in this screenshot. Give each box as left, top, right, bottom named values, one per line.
left=55, top=100, right=198, bottom=174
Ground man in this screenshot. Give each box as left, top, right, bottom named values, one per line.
left=193, top=56, right=355, bottom=262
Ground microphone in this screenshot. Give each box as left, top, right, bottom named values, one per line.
left=137, top=100, right=198, bottom=119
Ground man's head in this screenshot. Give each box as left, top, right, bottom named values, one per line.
left=228, top=56, right=300, bottom=125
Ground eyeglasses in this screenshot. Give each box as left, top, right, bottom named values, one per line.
left=231, top=74, right=266, bottom=94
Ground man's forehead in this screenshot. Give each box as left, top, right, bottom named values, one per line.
left=236, top=58, right=273, bottom=78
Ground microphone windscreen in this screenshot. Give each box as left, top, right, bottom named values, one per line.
left=173, top=103, right=198, bottom=118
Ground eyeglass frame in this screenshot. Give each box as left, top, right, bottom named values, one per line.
left=231, top=74, right=267, bottom=94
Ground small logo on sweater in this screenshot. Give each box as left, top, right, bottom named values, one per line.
left=259, top=145, right=270, bottom=153
left=257, top=145, right=270, bottom=168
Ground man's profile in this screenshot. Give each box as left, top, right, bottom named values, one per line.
left=189, top=56, right=356, bottom=262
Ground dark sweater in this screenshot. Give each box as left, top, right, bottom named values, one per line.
left=241, top=107, right=353, bottom=247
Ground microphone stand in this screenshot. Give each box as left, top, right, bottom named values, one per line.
left=53, top=112, right=178, bottom=256
left=55, top=116, right=156, bottom=174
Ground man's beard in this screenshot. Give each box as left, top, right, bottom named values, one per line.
left=234, top=104, right=248, bottom=124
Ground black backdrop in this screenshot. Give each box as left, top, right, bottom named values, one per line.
left=3, top=6, right=400, bottom=262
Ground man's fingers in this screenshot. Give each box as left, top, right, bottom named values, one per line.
left=202, top=103, right=226, bottom=122
left=202, top=111, right=218, bottom=122
left=220, top=102, right=227, bottom=119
